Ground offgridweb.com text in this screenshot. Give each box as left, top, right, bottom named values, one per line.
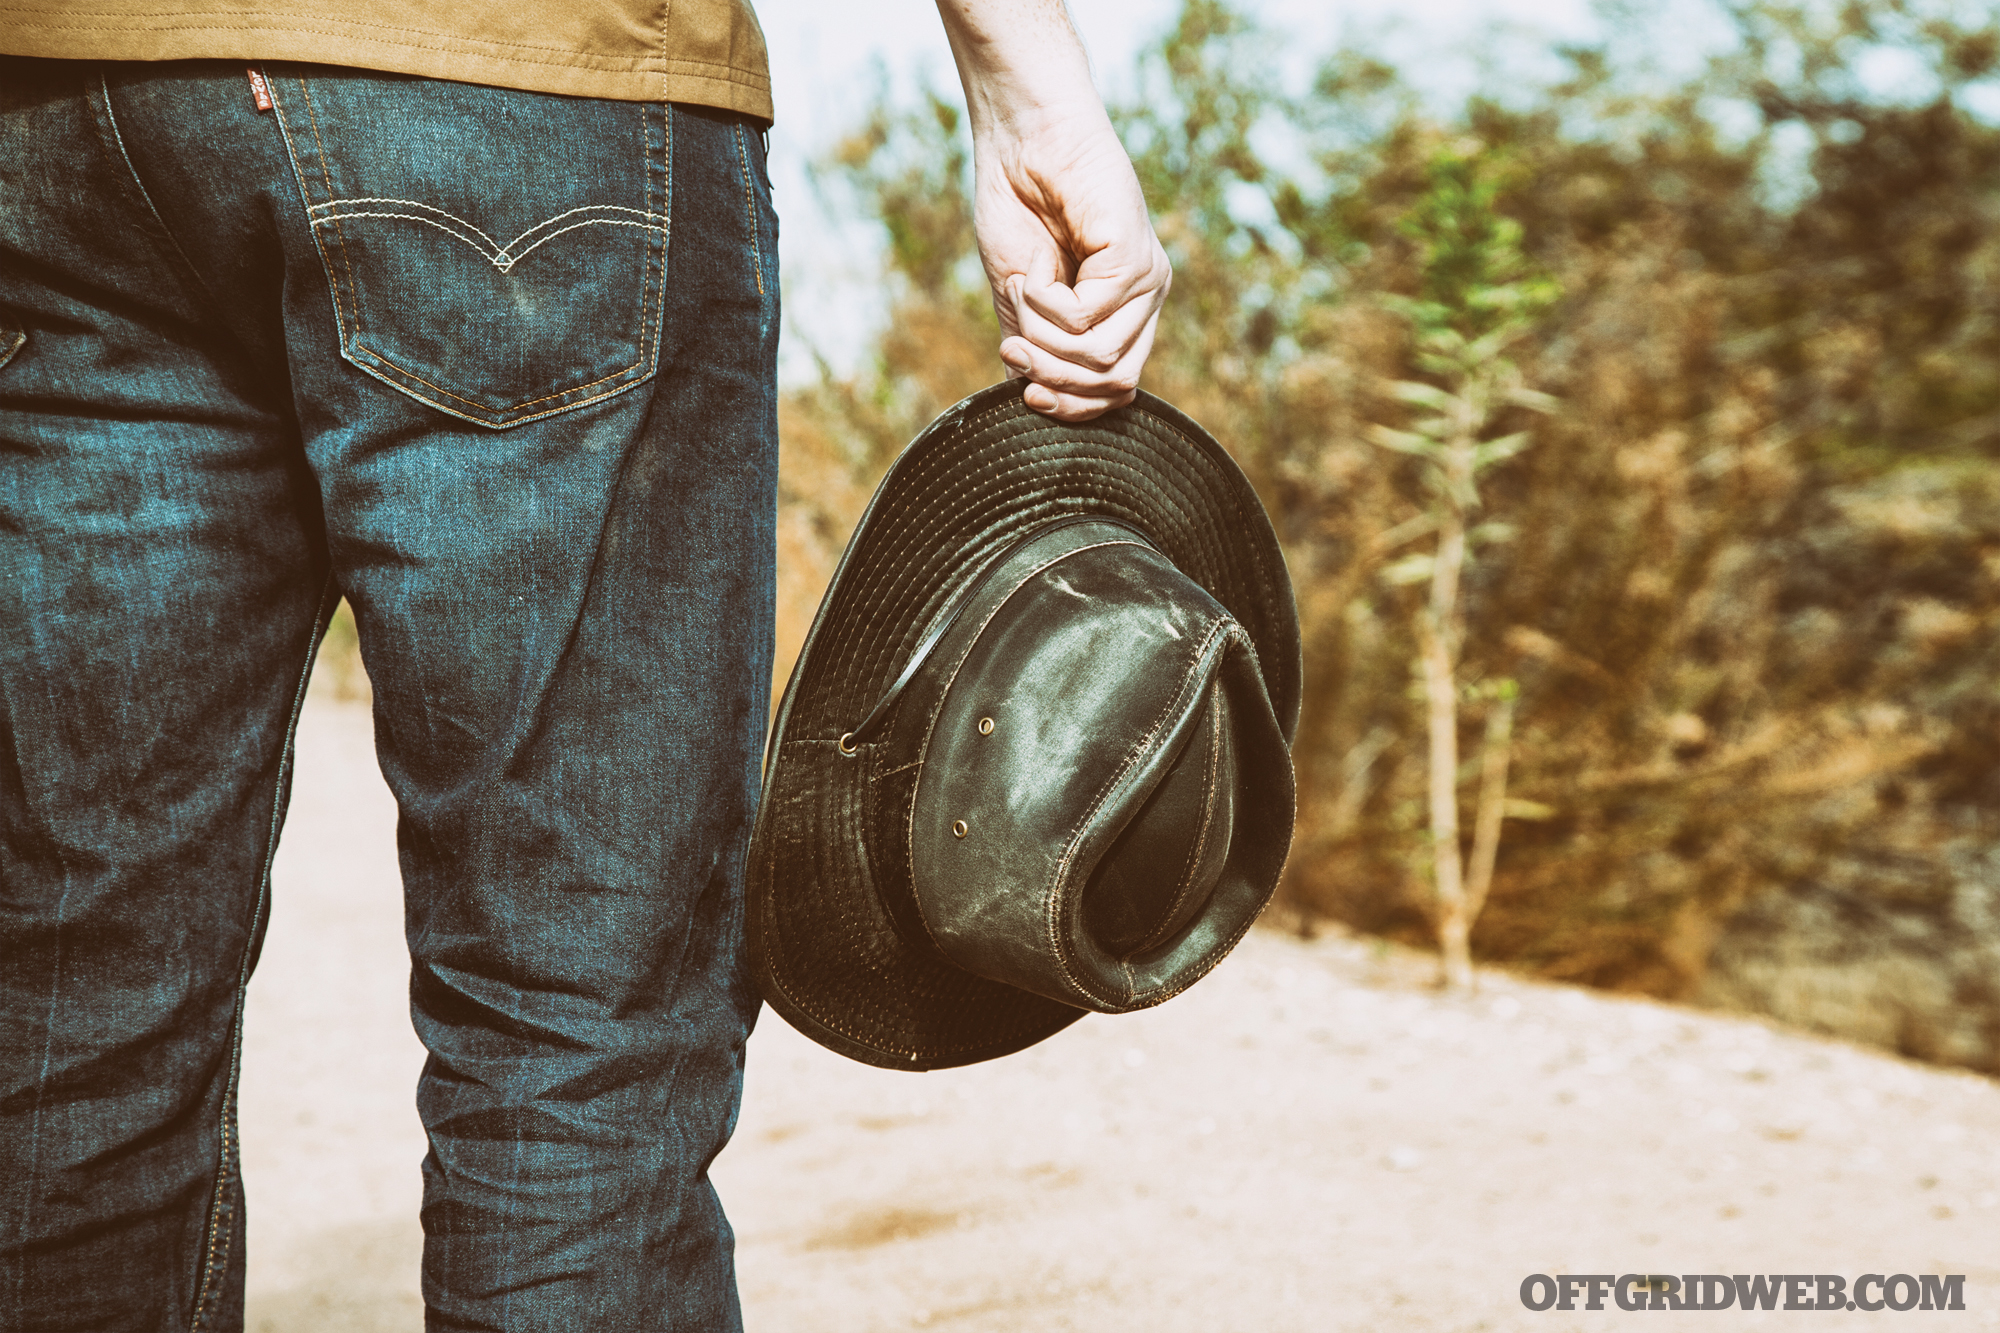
left=1520, top=1274, right=1967, bottom=1312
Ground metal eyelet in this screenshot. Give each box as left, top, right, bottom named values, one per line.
left=952, top=820, right=969, bottom=839
left=977, top=717, right=995, bottom=735
left=837, top=732, right=858, bottom=757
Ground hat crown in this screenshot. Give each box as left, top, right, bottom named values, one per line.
left=1084, top=684, right=1239, bottom=957
left=898, top=522, right=1289, bottom=1012
left=748, top=382, right=1301, bottom=1070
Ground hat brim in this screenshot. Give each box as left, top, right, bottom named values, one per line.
left=748, top=382, right=1301, bottom=1070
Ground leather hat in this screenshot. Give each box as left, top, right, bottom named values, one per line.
left=748, top=381, right=1301, bottom=1069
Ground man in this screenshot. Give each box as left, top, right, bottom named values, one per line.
left=0, top=1, right=1169, bottom=1327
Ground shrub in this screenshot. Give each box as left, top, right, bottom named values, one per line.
left=777, top=0, right=2000, bottom=1034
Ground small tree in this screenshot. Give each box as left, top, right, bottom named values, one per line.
left=1370, top=141, right=1557, bottom=988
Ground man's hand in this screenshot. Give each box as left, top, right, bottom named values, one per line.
left=937, top=0, right=1171, bottom=421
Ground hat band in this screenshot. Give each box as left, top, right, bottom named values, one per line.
left=837, top=513, right=1151, bottom=754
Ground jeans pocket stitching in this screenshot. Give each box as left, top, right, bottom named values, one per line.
left=270, top=80, right=670, bottom=426
left=311, top=198, right=505, bottom=264
left=350, top=336, right=650, bottom=414
left=306, top=199, right=670, bottom=274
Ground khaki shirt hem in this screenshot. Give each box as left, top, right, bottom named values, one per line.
left=0, top=18, right=775, bottom=121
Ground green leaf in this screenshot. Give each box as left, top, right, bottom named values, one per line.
left=1367, top=424, right=1440, bottom=456
left=1374, top=512, right=1439, bottom=551
left=1466, top=324, right=1524, bottom=363
left=1472, top=431, right=1533, bottom=468
left=1507, top=386, right=1562, bottom=414
left=1417, top=327, right=1468, bottom=356
left=1380, top=552, right=1437, bottom=586
left=1388, top=380, right=1459, bottom=412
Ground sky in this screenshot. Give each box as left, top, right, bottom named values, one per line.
left=756, top=0, right=2000, bottom=379
left=756, top=0, right=1610, bottom=379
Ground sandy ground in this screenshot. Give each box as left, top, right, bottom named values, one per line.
left=241, top=694, right=2000, bottom=1331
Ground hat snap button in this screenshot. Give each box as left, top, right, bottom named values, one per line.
left=952, top=820, right=969, bottom=839
left=977, top=717, right=995, bottom=735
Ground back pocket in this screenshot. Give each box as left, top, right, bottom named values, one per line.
left=268, top=67, right=668, bottom=429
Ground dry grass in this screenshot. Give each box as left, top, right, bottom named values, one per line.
left=772, top=0, right=2000, bottom=1066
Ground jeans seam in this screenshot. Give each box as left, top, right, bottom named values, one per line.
left=730, top=121, right=765, bottom=298
left=350, top=341, right=646, bottom=413
left=187, top=576, right=339, bottom=1332
left=296, top=77, right=364, bottom=340
left=267, top=70, right=357, bottom=357
left=89, top=70, right=222, bottom=319
left=646, top=847, right=728, bottom=1327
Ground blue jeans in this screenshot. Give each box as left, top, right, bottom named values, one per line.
left=0, top=59, right=777, bottom=1331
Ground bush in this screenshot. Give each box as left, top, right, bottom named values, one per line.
left=777, top=0, right=2000, bottom=1051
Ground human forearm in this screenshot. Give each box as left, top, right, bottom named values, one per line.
left=932, top=0, right=1171, bottom=420
left=934, top=0, right=1102, bottom=136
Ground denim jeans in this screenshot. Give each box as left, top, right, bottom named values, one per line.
left=0, top=59, right=777, bottom=1331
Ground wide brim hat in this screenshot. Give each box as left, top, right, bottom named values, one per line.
left=748, top=381, right=1301, bottom=1070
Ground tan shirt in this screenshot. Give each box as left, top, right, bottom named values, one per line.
left=0, top=0, right=773, bottom=120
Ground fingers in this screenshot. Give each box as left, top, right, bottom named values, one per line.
left=1018, top=238, right=1161, bottom=336
left=1022, top=379, right=1138, bottom=421
left=997, top=241, right=1166, bottom=419
left=967, top=119, right=1173, bottom=420
left=1010, top=265, right=1163, bottom=371
left=999, top=313, right=1156, bottom=397
left=1001, top=302, right=1161, bottom=422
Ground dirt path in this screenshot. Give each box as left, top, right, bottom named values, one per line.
left=240, top=697, right=2000, bottom=1331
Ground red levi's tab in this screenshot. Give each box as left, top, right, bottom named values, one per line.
left=246, top=68, right=273, bottom=113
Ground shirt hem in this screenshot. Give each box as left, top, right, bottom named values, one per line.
left=0, top=22, right=775, bottom=120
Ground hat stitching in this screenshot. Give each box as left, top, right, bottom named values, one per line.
left=898, top=536, right=1155, bottom=965
left=1059, top=412, right=1296, bottom=712
left=825, top=467, right=1227, bottom=725
left=1122, top=679, right=1227, bottom=967
left=1043, top=613, right=1235, bottom=1008
left=760, top=767, right=1026, bottom=1061
left=772, top=608, right=1256, bottom=1020
left=845, top=516, right=1151, bottom=749
left=761, top=813, right=1065, bottom=1069
left=819, top=417, right=1246, bottom=718
left=753, top=386, right=1299, bottom=1065
left=1063, top=626, right=1282, bottom=1010
left=759, top=961, right=1018, bottom=1065
left=787, top=536, right=1257, bottom=1027
left=1049, top=616, right=1224, bottom=1005
left=768, top=844, right=1094, bottom=1042
left=1115, top=629, right=1290, bottom=1008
